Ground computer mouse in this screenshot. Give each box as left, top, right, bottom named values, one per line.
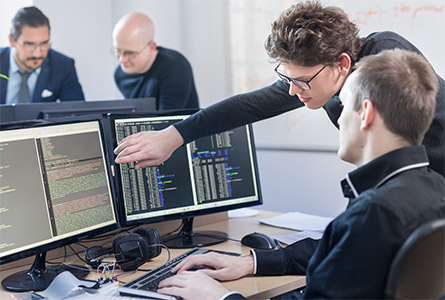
left=241, top=232, right=277, bottom=250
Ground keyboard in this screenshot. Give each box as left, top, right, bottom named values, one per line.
left=118, top=247, right=241, bottom=299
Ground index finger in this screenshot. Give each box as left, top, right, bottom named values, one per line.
left=171, top=254, right=212, bottom=273
left=114, top=131, right=145, bottom=154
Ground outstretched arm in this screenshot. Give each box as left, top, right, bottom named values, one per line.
left=175, top=80, right=301, bottom=144
left=114, top=80, right=301, bottom=167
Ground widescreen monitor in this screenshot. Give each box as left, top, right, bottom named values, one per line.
left=0, top=117, right=118, bottom=292
left=110, top=112, right=262, bottom=248
left=0, top=98, right=156, bottom=123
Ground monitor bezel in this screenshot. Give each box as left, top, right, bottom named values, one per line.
left=0, top=115, right=121, bottom=265
left=0, top=98, right=157, bottom=123
left=107, top=110, right=263, bottom=228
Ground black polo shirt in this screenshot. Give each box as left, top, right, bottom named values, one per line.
left=228, top=146, right=444, bottom=300
left=302, top=146, right=445, bottom=298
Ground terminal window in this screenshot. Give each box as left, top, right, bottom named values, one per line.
left=0, top=121, right=116, bottom=258
left=114, top=115, right=259, bottom=222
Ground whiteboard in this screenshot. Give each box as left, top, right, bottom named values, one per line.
left=228, top=0, right=445, bottom=151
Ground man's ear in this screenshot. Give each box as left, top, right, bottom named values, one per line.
left=360, top=99, right=375, bottom=130
left=337, top=53, right=352, bottom=77
left=8, top=35, right=15, bottom=48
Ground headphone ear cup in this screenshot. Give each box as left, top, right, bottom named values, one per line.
left=112, top=233, right=150, bottom=271
left=134, top=227, right=162, bottom=259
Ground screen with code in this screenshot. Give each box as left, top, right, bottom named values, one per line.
left=114, top=115, right=261, bottom=224
left=0, top=121, right=117, bottom=260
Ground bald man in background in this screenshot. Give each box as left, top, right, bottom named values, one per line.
left=112, top=12, right=199, bottom=110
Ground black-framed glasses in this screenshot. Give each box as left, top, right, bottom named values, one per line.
left=111, top=42, right=151, bottom=60
left=274, top=64, right=327, bottom=90
left=17, top=40, right=51, bottom=52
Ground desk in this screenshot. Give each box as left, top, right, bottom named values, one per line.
left=0, top=210, right=305, bottom=299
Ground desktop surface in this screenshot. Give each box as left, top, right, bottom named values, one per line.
left=0, top=210, right=305, bottom=299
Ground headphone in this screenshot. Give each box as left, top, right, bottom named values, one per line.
left=85, top=227, right=162, bottom=271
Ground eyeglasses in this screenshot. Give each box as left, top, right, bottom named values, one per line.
left=111, top=43, right=150, bottom=60
left=274, top=64, right=327, bottom=90
left=17, top=40, right=51, bottom=52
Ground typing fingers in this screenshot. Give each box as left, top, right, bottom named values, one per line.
left=172, top=253, right=217, bottom=273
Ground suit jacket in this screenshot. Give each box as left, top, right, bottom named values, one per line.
left=0, top=47, right=85, bottom=103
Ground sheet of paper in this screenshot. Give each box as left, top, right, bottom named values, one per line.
left=258, top=211, right=333, bottom=232
left=228, top=207, right=259, bottom=218
left=37, top=271, right=94, bottom=300
left=272, top=231, right=324, bottom=245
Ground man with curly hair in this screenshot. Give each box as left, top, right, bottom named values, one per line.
left=114, top=1, right=444, bottom=178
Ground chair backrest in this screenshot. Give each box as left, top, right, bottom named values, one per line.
left=384, top=218, right=445, bottom=299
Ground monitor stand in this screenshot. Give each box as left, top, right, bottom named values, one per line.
left=161, top=217, right=227, bottom=248
left=2, top=252, right=89, bottom=292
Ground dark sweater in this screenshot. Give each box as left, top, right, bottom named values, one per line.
left=174, top=32, right=445, bottom=176
left=114, top=47, right=199, bottom=110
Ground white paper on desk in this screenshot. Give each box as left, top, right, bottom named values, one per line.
left=37, top=271, right=94, bottom=300
left=258, top=211, right=333, bottom=232
left=228, top=207, right=259, bottom=218
left=272, top=231, right=324, bottom=245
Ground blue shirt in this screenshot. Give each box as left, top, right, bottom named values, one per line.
left=6, top=48, right=41, bottom=104
left=0, top=47, right=85, bottom=104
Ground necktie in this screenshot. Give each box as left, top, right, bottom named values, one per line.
left=18, top=71, right=32, bottom=103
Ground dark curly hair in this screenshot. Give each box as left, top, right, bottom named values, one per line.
left=265, top=1, right=362, bottom=67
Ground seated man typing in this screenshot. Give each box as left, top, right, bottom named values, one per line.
left=156, top=49, right=445, bottom=299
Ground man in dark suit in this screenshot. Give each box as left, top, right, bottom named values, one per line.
left=0, top=6, right=84, bottom=104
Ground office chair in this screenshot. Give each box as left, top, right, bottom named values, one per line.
left=384, top=218, right=445, bottom=299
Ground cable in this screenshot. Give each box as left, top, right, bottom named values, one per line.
left=62, top=261, right=91, bottom=273
left=45, top=245, right=68, bottom=265
left=163, top=223, right=184, bottom=236
left=68, top=244, right=89, bottom=263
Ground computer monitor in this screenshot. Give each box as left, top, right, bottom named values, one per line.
left=0, top=117, right=118, bottom=292
left=0, top=105, right=14, bottom=123
left=0, top=98, right=156, bottom=123
left=110, top=112, right=262, bottom=248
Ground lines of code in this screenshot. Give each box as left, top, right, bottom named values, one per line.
left=40, top=132, right=114, bottom=236
left=190, top=127, right=254, bottom=204
left=0, top=139, right=52, bottom=254
left=115, top=119, right=194, bottom=217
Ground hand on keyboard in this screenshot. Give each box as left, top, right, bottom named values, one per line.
left=118, top=248, right=245, bottom=299
left=157, top=270, right=231, bottom=300
left=172, top=251, right=255, bottom=281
